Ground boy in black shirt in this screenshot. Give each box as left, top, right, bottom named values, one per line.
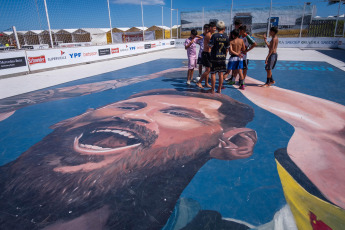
left=208, top=21, right=229, bottom=94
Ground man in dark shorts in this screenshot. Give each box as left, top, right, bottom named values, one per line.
left=224, top=19, right=242, bottom=84
left=208, top=21, right=229, bottom=94
left=196, top=24, right=210, bottom=81
left=263, top=26, right=279, bottom=87
left=196, top=22, right=216, bottom=89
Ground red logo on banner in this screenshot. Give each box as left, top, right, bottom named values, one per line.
left=61, top=50, right=65, bottom=55
left=111, top=48, right=119, bottom=54
left=28, top=56, right=46, bottom=65
left=151, top=44, right=156, bottom=48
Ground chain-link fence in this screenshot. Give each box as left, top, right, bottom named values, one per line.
left=180, top=1, right=345, bottom=45
left=0, top=0, right=181, bottom=51
left=1, top=0, right=345, bottom=51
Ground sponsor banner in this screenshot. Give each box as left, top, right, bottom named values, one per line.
left=0, top=57, right=26, bottom=70
left=0, top=51, right=29, bottom=76
left=22, top=44, right=49, bottom=50
left=28, top=56, right=46, bottom=65
left=175, top=39, right=185, bottom=48
left=58, top=42, right=92, bottom=48
left=277, top=38, right=339, bottom=48
left=98, top=48, right=111, bottom=56
left=339, top=38, right=345, bottom=50
left=23, top=40, right=176, bottom=72
left=111, top=48, right=119, bottom=54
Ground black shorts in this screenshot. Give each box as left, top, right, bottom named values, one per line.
left=243, top=59, right=249, bottom=70
left=210, top=60, right=226, bottom=74
left=197, top=57, right=203, bottom=65
left=265, top=53, right=278, bottom=70
left=201, top=52, right=211, bottom=68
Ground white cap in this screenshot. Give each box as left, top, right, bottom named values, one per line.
left=217, top=21, right=226, bottom=30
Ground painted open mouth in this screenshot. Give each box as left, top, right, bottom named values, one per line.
left=74, top=128, right=142, bottom=155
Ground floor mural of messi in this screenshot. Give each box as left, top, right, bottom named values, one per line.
left=0, top=59, right=344, bottom=230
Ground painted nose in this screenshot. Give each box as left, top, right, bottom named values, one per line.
left=120, top=108, right=154, bottom=123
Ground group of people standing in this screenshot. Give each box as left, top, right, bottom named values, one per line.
left=184, top=19, right=279, bottom=94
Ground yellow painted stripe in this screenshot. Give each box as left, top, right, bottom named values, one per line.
left=276, top=160, right=345, bottom=230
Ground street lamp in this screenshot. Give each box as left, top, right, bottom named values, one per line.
left=299, top=2, right=311, bottom=38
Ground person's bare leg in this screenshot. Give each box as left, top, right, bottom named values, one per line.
left=217, top=72, right=224, bottom=93
left=198, top=64, right=202, bottom=77
left=207, top=73, right=216, bottom=94
left=262, top=69, right=272, bottom=87
left=189, top=69, right=194, bottom=82
left=239, top=69, right=245, bottom=90
left=223, top=70, right=231, bottom=81
left=204, top=67, right=211, bottom=87
left=197, top=67, right=210, bottom=88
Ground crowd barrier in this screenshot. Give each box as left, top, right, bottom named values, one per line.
left=0, top=40, right=175, bottom=77
left=1, top=37, right=344, bottom=78
left=339, top=38, right=345, bottom=50
left=175, top=37, right=342, bottom=49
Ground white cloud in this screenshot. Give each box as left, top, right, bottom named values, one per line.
left=112, top=0, right=165, bottom=5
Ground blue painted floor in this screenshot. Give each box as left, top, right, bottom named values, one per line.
left=0, top=58, right=343, bottom=229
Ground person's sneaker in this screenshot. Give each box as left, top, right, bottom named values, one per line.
left=239, top=84, right=245, bottom=90
left=186, top=81, right=191, bottom=85
left=193, top=79, right=197, bottom=83
left=227, top=81, right=235, bottom=85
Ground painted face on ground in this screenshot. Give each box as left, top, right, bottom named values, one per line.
left=53, top=95, right=224, bottom=173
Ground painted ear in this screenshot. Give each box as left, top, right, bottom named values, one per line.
left=210, top=128, right=257, bottom=160
left=49, top=108, right=94, bottom=129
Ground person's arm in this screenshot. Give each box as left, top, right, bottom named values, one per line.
left=208, top=34, right=214, bottom=48
left=263, top=33, right=270, bottom=47
left=229, top=44, right=241, bottom=56
left=185, top=39, right=194, bottom=50
left=246, top=35, right=257, bottom=53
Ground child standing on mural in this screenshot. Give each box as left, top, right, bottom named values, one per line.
left=228, top=29, right=246, bottom=90
left=263, top=27, right=279, bottom=87
left=224, top=19, right=243, bottom=84
left=184, top=29, right=199, bottom=85
left=239, top=25, right=257, bottom=85
left=208, top=21, right=229, bottom=94
left=196, top=24, right=210, bottom=82
left=196, top=22, right=216, bottom=89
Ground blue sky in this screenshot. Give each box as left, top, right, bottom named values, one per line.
left=0, top=0, right=343, bottom=31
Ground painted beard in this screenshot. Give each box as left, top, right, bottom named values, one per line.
left=0, top=117, right=214, bottom=229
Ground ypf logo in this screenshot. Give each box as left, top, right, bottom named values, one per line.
left=69, top=53, right=81, bottom=58
left=129, top=47, right=135, bottom=50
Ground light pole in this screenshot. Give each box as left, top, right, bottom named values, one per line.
left=266, top=0, right=273, bottom=39
left=230, top=0, right=233, bottom=32
left=107, top=0, right=113, bottom=44
left=299, top=2, right=311, bottom=38
left=43, top=0, right=54, bottom=48
left=170, top=0, right=173, bottom=39
left=334, top=0, right=342, bottom=36
left=141, top=1, right=145, bottom=41
left=162, top=6, right=165, bottom=39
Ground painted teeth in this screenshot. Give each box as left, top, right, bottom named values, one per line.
left=91, top=129, right=136, bottom=139
left=79, top=144, right=112, bottom=150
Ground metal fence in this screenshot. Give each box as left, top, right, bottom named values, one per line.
left=180, top=1, right=345, bottom=45
left=0, top=0, right=180, bottom=51
left=1, top=0, right=345, bottom=51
